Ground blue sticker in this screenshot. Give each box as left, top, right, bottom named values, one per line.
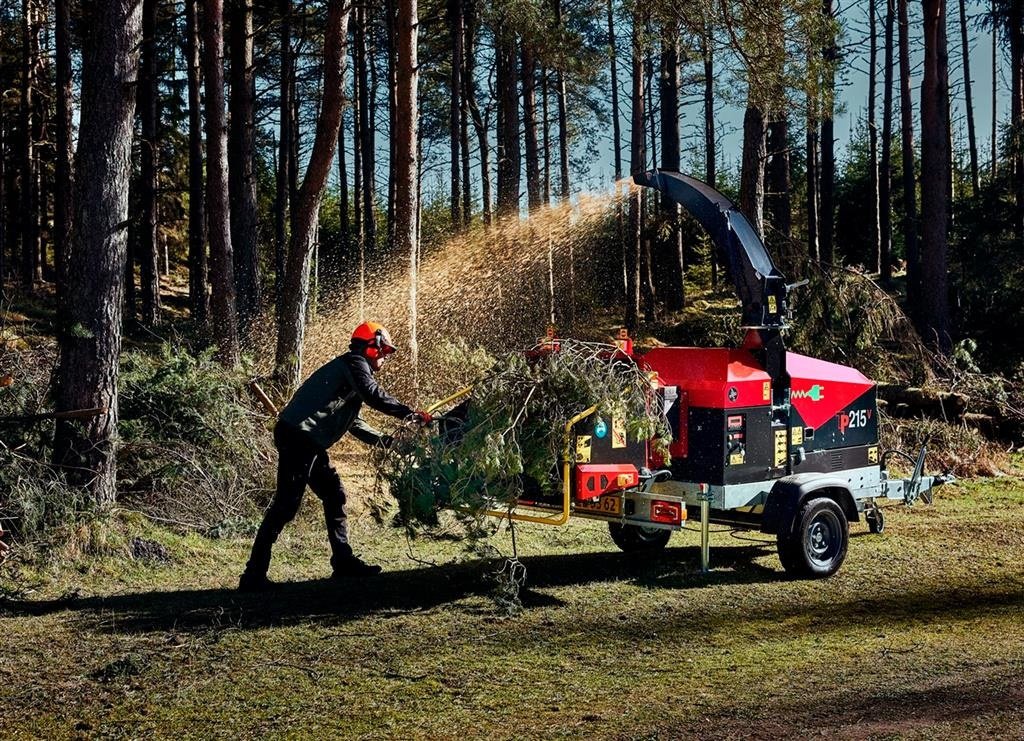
left=594, top=419, right=608, bottom=439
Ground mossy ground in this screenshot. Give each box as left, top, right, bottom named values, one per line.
left=2, top=454, right=1024, bottom=739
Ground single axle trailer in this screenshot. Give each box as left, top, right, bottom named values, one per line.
left=426, top=172, right=950, bottom=579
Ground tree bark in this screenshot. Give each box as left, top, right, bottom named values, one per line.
left=555, top=0, right=570, bottom=200
left=868, top=0, right=881, bottom=273
left=819, top=0, right=837, bottom=266
left=626, top=10, right=644, bottom=331
left=659, top=25, right=683, bottom=311
left=898, top=0, right=919, bottom=310
left=275, top=0, right=292, bottom=321
left=1010, top=0, right=1023, bottom=236
left=609, top=0, right=622, bottom=182
left=202, top=0, right=241, bottom=366
left=465, top=2, right=491, bottom=225
left=495, top=30, right=520, bottom=217
left=139, top=0, right=161, bottom=326
left=740, top=103, right=767, bottom=239
left=53, top=0, right=143, bottom=506
left=54, top=0, right=73, bottom=296
left=20, top=0, right=40, bottom=288
left=460, top=49, right=472, bottom=223
left=396, top=0, right=419, bottom=393
left=186, top=0, right=208, bottom=329
left=229, top=0, right=260, bottom=332
left=339, top=103, right=350, bottom=264
left=356, top=5, right=376, bottom=251
left=702, top=32, right=715, bottom=189
left=766, top=116, right=792, bottom=269
left=957, top=0, right=979, bottom=193
left=274, top=0, right=352, bottom=391
left=449, top=0, right=464, bottom=225
left=919, top=0, right=951, bottom=353
left=522, top=44, right=542, bottom=211
left=991, top=0, right=997, bottom=178
left=880, top=0, right=895, bottom=283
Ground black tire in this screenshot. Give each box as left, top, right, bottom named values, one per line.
left=608, top=522, right=672, bottom=553
left=866, top=507, right=885, bottom=534
left=776, top=497, right=849, bottom=578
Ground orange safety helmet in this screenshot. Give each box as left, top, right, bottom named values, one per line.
left=350, top=321, right=397, bottom=361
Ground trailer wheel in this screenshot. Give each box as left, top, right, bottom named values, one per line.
left=777, top=497, right=849, bottom=578
left=866, top=507, right=885, bottom=534
left=608, top=523, right=671, bottom=553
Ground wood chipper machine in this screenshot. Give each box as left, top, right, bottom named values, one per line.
left=426, top=171, right=950, bottom=578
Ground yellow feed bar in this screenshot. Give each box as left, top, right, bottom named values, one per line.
left=428, top=386, right=594, bottom=527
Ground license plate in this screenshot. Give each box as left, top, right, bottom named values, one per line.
left=576, top=495, right=623, bottom=516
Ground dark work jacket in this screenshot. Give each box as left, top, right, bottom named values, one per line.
left=278, top=351, right=414, bottom=450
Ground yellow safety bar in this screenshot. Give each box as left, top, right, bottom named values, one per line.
left=425, top=387, right=473, bottom=415
left=425, top=386, right=595, bottom=527
left=477, top=404, right=597, bottom=526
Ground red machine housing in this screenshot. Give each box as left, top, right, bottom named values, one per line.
left=638, top=346, right=878, bottom=487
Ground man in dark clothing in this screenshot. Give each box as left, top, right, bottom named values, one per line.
left=239, top=322, right=431, bottom=592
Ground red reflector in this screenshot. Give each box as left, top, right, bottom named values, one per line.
left=650, top=500, right=682, bottom=524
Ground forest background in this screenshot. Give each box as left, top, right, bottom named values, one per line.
left=0, top=0, right=1023, bottom=541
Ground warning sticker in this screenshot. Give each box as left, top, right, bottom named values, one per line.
left=868, top=446, right=879, bottom=464
left=762, top=381, right=771, bottom=401
left=768, top=295, right=778, bottom=314
left=575, top=435, right=592, bottom=463
left=792, top=426, right=804, bottom=446
left=773, top=429, right=787, bottom=467
left=611, top=417, right=627, bottom=449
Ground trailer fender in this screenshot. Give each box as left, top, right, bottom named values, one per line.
left=761, top=475, right=859, bottom=535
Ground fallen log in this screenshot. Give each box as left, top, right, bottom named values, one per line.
left=876, top=385, right=969, bottom=422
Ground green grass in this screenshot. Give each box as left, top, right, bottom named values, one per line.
left=2, top=474, right=1024, bottom=739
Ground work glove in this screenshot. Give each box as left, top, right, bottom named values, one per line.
left=414, top=410, right=433, bottom=426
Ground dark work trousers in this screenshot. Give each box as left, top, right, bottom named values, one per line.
left=245, top=422, right=353, bottom=576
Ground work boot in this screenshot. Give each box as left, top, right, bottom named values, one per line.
left=238, top=571, right=280, bottom=593
left=332, top=555, right=383, bottom=579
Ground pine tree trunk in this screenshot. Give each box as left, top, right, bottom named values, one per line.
left=356, top=6, right=376, bottom=251
left=868, top=0, right=881, bottom=274
left=495, top=31, right=520, bottom=217
left=20, top=0, right=39, bottom=288
left=819, top=0, right=837, bottom=266
left=275, top=0, right=292, bottom=321
left=522, top=45, right=542, bottom=211
left=626, top=10, right=644, bottom=331
left=957, top=0, right=979, bottom=193
left=1010, top=0, right=1023, bottom=236
left=386, top=0, right=398, bottom=251
left=766, top=117, right=792, bottom=269
left=740, top=103, right=767, bottom=239
left=449, top=0, right=463, bottom=226
left=53, top=0, right=143, bottom=506
left=880, top=0, right=895, bottom=283
left=229, top=0, right=260, bottom=331
left=273, top=0, right=351, bottom=391
left=991, top=0, right=997, bottom=179
left=609, top=0, right=622, bottom=182
left=396, top=0, right=419, bottom=394
left=702, top=32, right=715, bottom=188
left=202, top=0, right=241, bottom=366
left=541, top=67, right=551, bottom=203
left=659, top=25, right=683, bottom=310
left=54, top=0, right=73, bottom=295
left=555, top=0, right=570, bottom=200
left=186, top=0, right=208, bottom=328
left=460, top=51, right=472, bottom=223
left=919, top=0, right=951, bottom=353
left=465, top=2, right=491, bottom=225
left=139, top=0, right=161, bottom=326
left=339, top=105, right=350, bottom=262
left=898, top=0, right=920, bottom=310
